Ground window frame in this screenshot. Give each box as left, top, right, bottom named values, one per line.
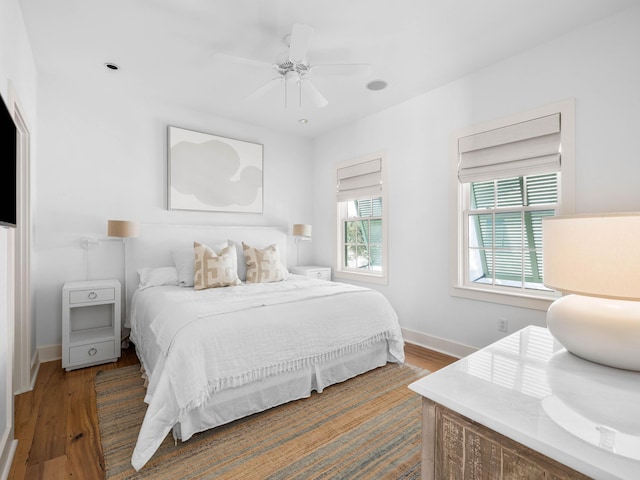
left=335, top=151, right=388, bottom=285
left=450, top=99, right=575, bottom=310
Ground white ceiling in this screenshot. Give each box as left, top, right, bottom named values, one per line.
left=19, top=0, right=637, bottom=138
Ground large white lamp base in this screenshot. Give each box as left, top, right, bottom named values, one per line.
left=547, top=294, right=640, bottom=371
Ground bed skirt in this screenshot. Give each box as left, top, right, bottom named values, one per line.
left=173, top=339, right=393, bottom=441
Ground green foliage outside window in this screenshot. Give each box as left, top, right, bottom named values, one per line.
left=344, top=197, right=383, bottom=271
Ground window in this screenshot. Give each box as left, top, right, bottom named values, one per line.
left=467, top=174, right=557, bottom=290
left=335, top=153, right=388, bottom=284
left=343, top=197, right=383, bottom=270
left=451, top=100, right=575, bottom=310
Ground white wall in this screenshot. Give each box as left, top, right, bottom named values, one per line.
left=0, top=0, right=38, bottom=474
left=312, top=7, right=640, bottom=353
left=25, top=4, right=640, bottom=358
left=33, top=71, right=314, bottom=349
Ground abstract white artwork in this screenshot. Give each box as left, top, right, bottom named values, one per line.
left=167, top=126, right=263, bottom=213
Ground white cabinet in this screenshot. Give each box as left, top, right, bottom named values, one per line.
left=62, top=279, right=121, bottom=371
left=290, top=266, right=331, bottom=281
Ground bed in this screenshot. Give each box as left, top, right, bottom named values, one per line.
left=125, top=224, right=405, bottom=471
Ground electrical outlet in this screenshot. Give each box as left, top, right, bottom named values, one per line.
left=498, top=318, right=508, bottom=333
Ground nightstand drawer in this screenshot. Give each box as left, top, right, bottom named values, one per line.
left=69, top=340, right=116, bottom=365
left=310, top=269, right=331, bottom=280
left=291, top=266, right=331, bottom=280
left=69, top=287, right=115, bottom=305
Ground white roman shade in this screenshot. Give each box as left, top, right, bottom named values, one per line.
left=458, top=114, right=561, bottom=183
left=336, top=158, right=382, bottom=202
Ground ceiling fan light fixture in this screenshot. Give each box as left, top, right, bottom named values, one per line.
left=240, top=23, right=369, bottom=109
left=366, top=79, right=388, bottom=91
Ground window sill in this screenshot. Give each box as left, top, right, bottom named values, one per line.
left=450, top=284, right=558, bottom=311
left=335, top=270, right=388, bottom=286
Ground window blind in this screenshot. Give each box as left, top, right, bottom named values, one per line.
left=470, top=173, right=558, bottom=285
left=458, top=114, right=561, bottom=183
left=336, top=158, right=382, bottom=202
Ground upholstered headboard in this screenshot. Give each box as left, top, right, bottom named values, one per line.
left=125, top=223, right=288, bottom=309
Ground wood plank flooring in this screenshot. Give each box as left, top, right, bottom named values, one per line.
left=8, top=342, right=457, bottom=479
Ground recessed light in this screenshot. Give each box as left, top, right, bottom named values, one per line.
left=366, top=80, right=387, bottom=91
left=104, top=62, right=120, bottom=71
left=298, top=118, right=309, bottom=124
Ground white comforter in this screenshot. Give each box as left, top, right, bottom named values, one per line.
left=129, top=275, right=404, bottom=470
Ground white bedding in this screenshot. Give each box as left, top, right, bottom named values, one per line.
left=129, top=275, right=404, bottom=471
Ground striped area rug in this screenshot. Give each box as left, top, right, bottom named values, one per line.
left=95, top=362, right=429, bottom=479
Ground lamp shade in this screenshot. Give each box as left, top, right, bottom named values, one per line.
left=107, top=219, right=139, bottom=238
left=293, top=224, right=312, bottom=238
left=543, top=213, right=640, bottom=371
left=543, top=213, right=640, bottom=301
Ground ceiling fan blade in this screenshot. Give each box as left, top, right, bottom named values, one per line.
left=301, top=78, right=328, bottom=107
left=289, top=23, right=314, bottom=63
left=311, top=63, right=372, bottom=76
left=247, top=77, right=282, bottom=101
left=213, top=53, right=274, bottom=70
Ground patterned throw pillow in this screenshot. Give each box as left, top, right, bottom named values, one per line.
left=172, top=241, right=228, bottom=287
left=193, top=242, right=241, bottom=290
left=242, top=242, right=288, bottom=283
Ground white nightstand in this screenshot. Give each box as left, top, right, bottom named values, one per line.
left=62, top=279, right=121, bottom=371
left=290, top=266, right=332, bottom=281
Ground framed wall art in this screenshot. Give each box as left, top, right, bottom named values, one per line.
left=167, top=125, right=264, bottom=214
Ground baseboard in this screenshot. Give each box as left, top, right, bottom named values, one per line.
left=0, top=433, right=17, bottom=480
left=29, top=349, right=40, bottom=391
left=37, top=344, right=61, bottom=364
left=401, top=327, right=477, bottom=359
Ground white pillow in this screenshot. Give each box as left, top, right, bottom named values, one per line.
left=228, top=239, right=247, bottom=282
left=137, top=266, right=180, bottom=290
left=172, top=241, right=227, bottom=287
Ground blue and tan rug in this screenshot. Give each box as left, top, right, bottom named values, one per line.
left=95, top=362, right=429, bottom=479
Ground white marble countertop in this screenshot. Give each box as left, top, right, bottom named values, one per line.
left=408, top=326, right=640, bottom=480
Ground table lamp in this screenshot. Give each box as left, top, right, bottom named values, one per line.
left=107, top=219, right=139, bottom=344
left=542, top=213, right=640, bottom=371
left=292, top=224, right=312, bottom=266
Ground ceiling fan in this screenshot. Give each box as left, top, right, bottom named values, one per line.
left=216, top=23, right=371, bottom=108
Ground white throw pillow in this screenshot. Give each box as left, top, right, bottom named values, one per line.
left=137, top=266, right=180, bottom=290
left=228, top=239, right=247, bottom=282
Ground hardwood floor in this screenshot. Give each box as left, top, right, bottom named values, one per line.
left=8, top=342, right=457, bottom=479
left=404, top=342, right=458, bottom=372
left=8, top=347, right=139, bottom=480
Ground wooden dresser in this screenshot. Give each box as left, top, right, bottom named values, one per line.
left=409, top=326, right=640, bottom=480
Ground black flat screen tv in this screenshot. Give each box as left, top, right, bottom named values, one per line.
left=0, top=92, right=17, bottom=228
